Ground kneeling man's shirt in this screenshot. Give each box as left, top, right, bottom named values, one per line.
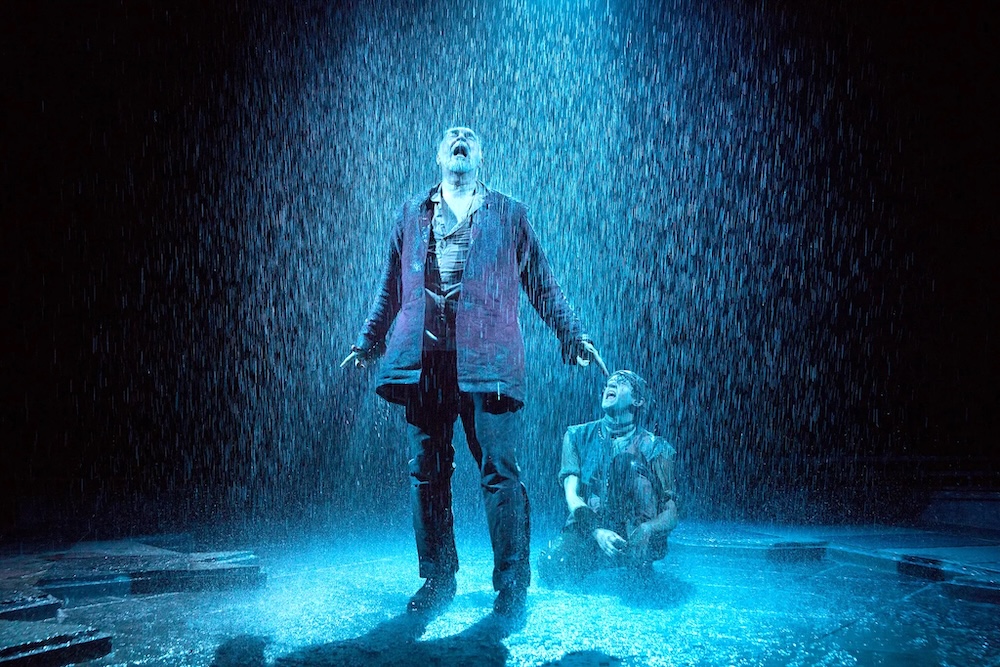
left=559, top=418, right=677, bottom=513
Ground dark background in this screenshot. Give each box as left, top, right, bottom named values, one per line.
left=1, top=1, right=997, bottom=543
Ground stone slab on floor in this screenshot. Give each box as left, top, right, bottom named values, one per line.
left=0, top=595, right=62, bottom=622
left=0, top=619, right=111, bottom=666
left=814, top=531, right=999, bottom=550
left=813, top=526, right=1000, bottom=580
left=942, top=577, right=1000, bottom=604
left=672, top=521, right=1000, bottom=591
left=0, top=539, right=265, bottom=612
left=883, top=544, right=1000, bottom=568
left=0, top=557, right=62, bottom=622
left=36, top=543, right=265, bottom=601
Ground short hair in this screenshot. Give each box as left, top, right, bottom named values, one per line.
left=609, top=369, right=649, bottom=417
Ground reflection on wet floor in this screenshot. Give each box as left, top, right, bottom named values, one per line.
left=1, top=522, right=998, bottom=666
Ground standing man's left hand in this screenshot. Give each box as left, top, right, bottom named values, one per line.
left=339, top=345, right=369, bottom=369
left=576, top=340, right=609, bottom=376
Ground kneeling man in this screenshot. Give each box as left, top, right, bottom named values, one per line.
left=539, top=370, right=678, bottom=585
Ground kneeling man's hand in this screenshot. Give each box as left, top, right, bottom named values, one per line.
left=593, top=528, right=626, bottom=557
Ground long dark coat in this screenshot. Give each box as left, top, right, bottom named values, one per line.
left=354, top=184, right=587, bottom=406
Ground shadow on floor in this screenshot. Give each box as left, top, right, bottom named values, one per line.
left=211, top=635, right=269, bottom=667
left=209, top=572, right=689, bottom=666
left=557, top=570, right=695, bottom=610
left=220, top=608, right=513, bottom=667
left=618, top=571, right=695, bottom=609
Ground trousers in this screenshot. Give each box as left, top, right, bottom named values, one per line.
left=404, top=351, right=530, bottom=593
left=539, top=451, right=668, bottom=585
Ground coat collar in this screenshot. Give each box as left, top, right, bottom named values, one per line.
left=421, top=181, right=489, bottom=229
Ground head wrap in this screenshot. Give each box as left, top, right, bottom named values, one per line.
left=608, top=369, right=648, bottom=414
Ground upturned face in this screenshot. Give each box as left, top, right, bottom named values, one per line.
left=601, top=374, right=640, bottom=416
left=436, top=126, right=483, bottom=174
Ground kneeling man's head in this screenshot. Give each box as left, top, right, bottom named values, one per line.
left=601, top=370, right=648, bottom=421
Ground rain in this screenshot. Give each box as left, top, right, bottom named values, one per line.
left=2, top=1, right=997, bottom=665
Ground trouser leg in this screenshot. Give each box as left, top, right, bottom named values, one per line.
left=605, top=452, right=667, bottom=566
left=605, top=453, right=657, bottom=531
left=461, top=394, right=530, bottom=594
left=405, top=356, right=460, bottom=580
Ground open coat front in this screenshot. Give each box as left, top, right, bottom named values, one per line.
left=355, top=185, right=586, bottom=406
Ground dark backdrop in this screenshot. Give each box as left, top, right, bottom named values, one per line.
left=2, top=0, right=996, bottom=542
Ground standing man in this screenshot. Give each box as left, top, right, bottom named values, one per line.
left=341, top=127, right=605, bottom=621
left=538, top=370, right=678, bottom=587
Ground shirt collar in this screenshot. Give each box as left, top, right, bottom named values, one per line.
left=430, top=181, right=488, bottom=221
left=430, top=180, right=488, bottom=204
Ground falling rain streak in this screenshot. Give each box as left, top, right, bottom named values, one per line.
left=4, top=0, right=992, bottom=536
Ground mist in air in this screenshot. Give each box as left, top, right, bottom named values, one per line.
left=5, top=0, right=992, bottom=538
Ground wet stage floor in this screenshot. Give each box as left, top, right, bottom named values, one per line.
left=2, top=522, right=999, bottom=666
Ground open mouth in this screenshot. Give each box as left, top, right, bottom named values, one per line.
left=452, top=143, right=469, bottom=158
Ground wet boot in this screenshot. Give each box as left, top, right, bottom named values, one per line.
left=492, top=584, right=528, bottom=629
left=407, top=575, right=457, bottom=613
